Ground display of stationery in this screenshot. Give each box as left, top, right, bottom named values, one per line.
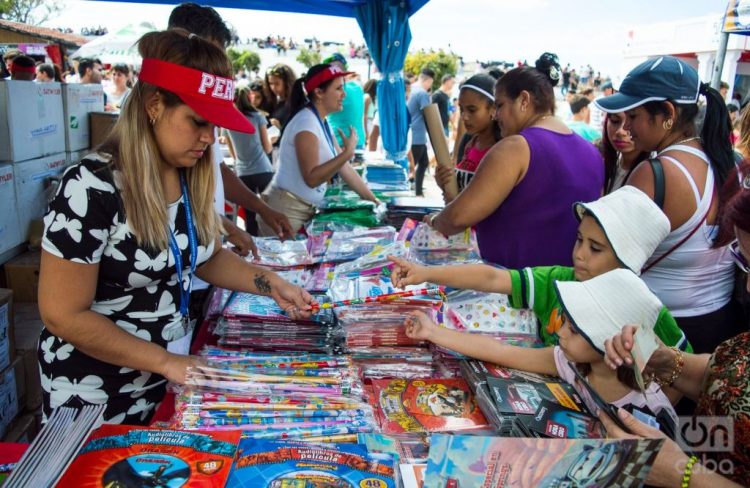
left=170, top=348, right=378, bottom=440
left=364, top=162, right=410, bottom=191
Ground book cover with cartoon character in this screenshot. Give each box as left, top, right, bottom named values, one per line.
left=56, top=425, right=240, bottom=488
left=371, top=379, right=488, bottom=434
left=227, top=439, right=396, bottom=488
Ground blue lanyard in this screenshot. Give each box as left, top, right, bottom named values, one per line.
left=167, top=170, right=198, bottom=320
left=309, top=104, right=337, bottom=158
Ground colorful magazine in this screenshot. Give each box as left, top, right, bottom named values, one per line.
left=371, top=378, right=489, bottom=434
left=56, top=425, right=240, bottom=487
left=227, top=439, right=397, bottom=487
left=424, top=434, right=663, bottom=487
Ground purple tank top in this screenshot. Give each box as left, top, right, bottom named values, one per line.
left=475, top=127, right=604, bottom=268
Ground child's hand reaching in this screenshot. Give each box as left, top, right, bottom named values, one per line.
left=388, top=255, right=428, bottom=288
left=404, top=311, right=439, bottom=342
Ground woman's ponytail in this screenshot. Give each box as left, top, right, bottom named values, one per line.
left=700, top=82, right=734, bottom=189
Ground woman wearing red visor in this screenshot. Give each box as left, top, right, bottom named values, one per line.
left=258, top=63, right=379, bottom=235
left=36, top=29, right=315, bottom=425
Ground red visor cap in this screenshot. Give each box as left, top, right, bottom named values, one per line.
left=304, top=64, right=355, bottom=93
left=138, top=58, right=255, bottom=134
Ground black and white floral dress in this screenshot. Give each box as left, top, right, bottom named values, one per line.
left=39, top=154, right=214, bottom=425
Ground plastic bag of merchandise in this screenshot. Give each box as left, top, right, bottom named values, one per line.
left=323, top=226, right=396, bottom=262
left=409, top=220, right=476, bottom=251
left=444, top=289, right=538, bottom=337
left=251, top=237, right=313, bottom=268
left=334, top=241, right=409, bottom=276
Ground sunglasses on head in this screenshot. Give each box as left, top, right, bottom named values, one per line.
left=730, top=240, right=750, bottom=273
left=267, top=66, right=284, bottom=76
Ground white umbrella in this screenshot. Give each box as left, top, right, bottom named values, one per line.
left=70, top=22, right=156, bottom=66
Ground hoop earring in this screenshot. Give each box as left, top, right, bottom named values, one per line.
left=663, top=118, right=673, bottom=130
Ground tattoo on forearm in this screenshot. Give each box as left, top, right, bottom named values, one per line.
left=254, top=273, right=272, bottom=294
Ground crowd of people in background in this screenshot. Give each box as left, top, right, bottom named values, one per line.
left=51, top=26, right=109, bottom=36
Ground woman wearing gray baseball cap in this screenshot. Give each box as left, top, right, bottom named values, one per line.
left=594, top=56, right=742, bottom=355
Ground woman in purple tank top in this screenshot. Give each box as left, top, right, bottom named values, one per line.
left=427, top=53, right=604, bottom=269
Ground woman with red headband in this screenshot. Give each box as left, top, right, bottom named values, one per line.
left=37, top=29, right=314, bottom=425
left=258, top=63, right=378, bottom=236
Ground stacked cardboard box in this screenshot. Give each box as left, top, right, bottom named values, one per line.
left=0, top=80, right=104, bottom=260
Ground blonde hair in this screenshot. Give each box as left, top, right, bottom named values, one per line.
left=100, top=29, right=230, bottom=250
left=738, top=105, right=750, bottom=160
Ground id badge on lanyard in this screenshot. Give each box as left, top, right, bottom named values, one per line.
left=310, top=105, right=337, bottom=159
left=167, top=169, right=198, bottom=339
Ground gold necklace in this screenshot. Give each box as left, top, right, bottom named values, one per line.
left=532, top=114, right=552, bottom=126
left=670, top=136, right=700, bottom=146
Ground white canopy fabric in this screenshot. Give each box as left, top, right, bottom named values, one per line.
left=70, top=22, right=156, bottom=65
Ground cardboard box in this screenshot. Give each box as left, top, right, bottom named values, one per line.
left=4, top=251, right=40, bottom=303
left=62, top=84, right=105, bottom=152
left=0, top=289, right=13, bottom=372
left=13, top=303, right=43, bottom=412
left=0, top=81, right=66, bottom=163
left=89, top=111, right=118, bottom=148
left=66, top=149, right=91, bottom=167
left=13, top=153, right=68, bottom=242
left=2, top=413, right=37, bottom=443
left=0, top=164, right=22, bottom=255
left=0, top=358, right=21, bottom=438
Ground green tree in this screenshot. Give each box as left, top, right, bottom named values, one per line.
left=0, top=0, right=62, bottom=24
left=296, top=48, right=321, bottom=69
left=226, top=47, right=260, bottom=74
left=404, top=49, right=459, bottom=91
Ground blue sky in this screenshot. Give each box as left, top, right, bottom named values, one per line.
left=48, top=0, right=727, bottom=77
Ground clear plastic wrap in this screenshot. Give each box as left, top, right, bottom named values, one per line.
left=444, top=289, right=538, bottom=336
left=409, top=221, right=476, bottom=251
left=323, top=226, right=396, bottom=262
left=169, top=349, right=378, bottom=438
left=250, top=237, right=313, bottom=268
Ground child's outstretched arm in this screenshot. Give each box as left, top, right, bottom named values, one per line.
left=388, top=256, right=512, bottom=294
left=405, top=311, right=557, bottom=376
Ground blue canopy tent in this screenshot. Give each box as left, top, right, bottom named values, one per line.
left=93, top=0, right=430, bottom=168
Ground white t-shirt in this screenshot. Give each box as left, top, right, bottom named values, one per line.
left=271, top=107, right=335, bottom=206
left=193, top=139, right=225, bottom=293
left=212, top=138, right=225, bottom=216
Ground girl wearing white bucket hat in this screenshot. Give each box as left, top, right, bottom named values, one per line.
left=405, top=268, right=678, bottom=429
left=390, top=186, right=691, bottom=352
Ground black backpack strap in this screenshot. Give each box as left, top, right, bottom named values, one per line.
left=649, top=158, right=665, bottom=210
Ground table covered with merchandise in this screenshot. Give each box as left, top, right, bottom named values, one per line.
left=3, top=188, right=665, bottom=487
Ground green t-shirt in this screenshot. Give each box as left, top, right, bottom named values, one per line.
left=567, top=121, right=602, bottom=143
left=508, top=265, right=692, bottom=352
left=328, top=81, right=366, bottom=150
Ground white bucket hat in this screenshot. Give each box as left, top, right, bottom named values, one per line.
left=574, top=186, right=670, bottom=275
left=554, top=268, right=662, bottom=355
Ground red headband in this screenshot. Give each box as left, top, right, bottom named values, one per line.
left=304, top=65, right=354, bottom=94
left=138, top=58, right=254, bottom=133
left=11, top=64, right=36, bottom=74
